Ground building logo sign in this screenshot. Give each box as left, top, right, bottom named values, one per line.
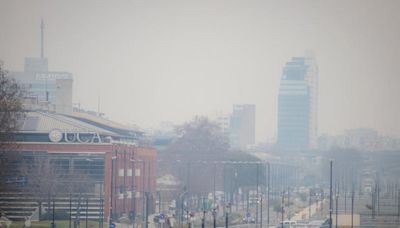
left=35, top=72, right=72, bottom=81
left=49, top=129, right=102, bottom=143
left=49, top=129, right=63, bottom=143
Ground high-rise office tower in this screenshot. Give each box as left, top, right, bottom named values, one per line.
left=277, top=52, right=318, bottom=150
left=7, top=20, right=73, bottom=114
left=230, top=104, right=256, bottom=150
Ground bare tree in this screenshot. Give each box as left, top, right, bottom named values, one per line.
left=20, top=154, right=62, bottom=219
left=0, top=63, right=25, bottom=192
left=164, top=116, right=229, bottom=162
left=160, top=116, right=261, bottom=194
left=0, top=63, right=24, bottom=150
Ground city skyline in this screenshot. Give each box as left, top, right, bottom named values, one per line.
left=1, top=0, right=400, bottom=142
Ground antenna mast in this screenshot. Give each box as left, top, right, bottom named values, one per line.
left=41, top=19, right=44, bottom=59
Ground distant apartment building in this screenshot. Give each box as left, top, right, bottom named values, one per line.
left=7, top=21, right=73, bottom=114
left=214, top=112, right=231, bottom=139
left=277, top=53, right=318, bottom=150
left=229, top=104, right=256, bottom=150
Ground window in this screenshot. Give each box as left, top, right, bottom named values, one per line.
left=127, top=169, right=132, bottom=177
left=135, top=168, right=141, bottom=177
left=119, top=169, right=124, bottom=177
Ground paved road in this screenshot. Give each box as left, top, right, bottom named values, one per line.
left=291, top=199, right=327, bottom=221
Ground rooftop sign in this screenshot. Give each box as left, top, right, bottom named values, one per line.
left=49, top=129, right=102, bottom=143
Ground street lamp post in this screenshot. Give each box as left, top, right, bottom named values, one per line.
left=267, top=162, right=270, bottom=228
left=69, top=193, right=72, bottom=228
left=329, top=160, right=333, bottom=228
left=260, top=193, right=263, bottom=228
left=225, top=206, right=228, bottom=228
left=130, top=158, right=142, bottom=227
left=51, top=197, right=55, bottom=228
left=110, top=155, right=117, bottom=225
left=281, top=190, right=284, bottom=228
left=256, top=163, right=259, bottom=226
left=201, top=210, right=206, bottom=228
left=86, top=197, right=89, bottom=228
left=335, top=183, right=339, bottom=228
left=100, top=182, right=104, bottom=228
left=213, top=162, right=216, bottom=228
left=213, top=208, right=216, bottom=228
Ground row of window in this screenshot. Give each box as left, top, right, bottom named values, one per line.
left=117, top=168, right=141, bottom=177
left=117, top=191, right=142, bottom=199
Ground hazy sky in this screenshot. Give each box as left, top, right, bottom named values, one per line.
left=1, top=0, right=400, bottom=142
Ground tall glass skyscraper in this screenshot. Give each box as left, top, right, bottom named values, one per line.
left=277, top=53, right=318, bottom=150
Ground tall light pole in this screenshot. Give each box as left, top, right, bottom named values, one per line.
left=267, top=162, right=270, bottom=228
left=130, top=158, right=143, bottom=227
left=110, top=155, right=117, bottom=224
left=351, top=184, right=354, bottom=228
left=256, top=163, right=259, bottom=226
left=329, top=160, right=333, bottom=228
left=100, top=182, right=104, bottom=228
left=51, top=197, right=55, bottom=228
left=213, top=162, right=216, bottom=228
left=281, top=190, right=284, bottom=228
left=142, top=160, right=146, bottom=227
left=85, top=197, right=88, bottom=228
left=335, top=182, right=339, bottom=228
left=69, top=193, right=72, bottom=228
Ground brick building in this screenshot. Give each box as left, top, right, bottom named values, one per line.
left=0, top=111, right=157, bottom=225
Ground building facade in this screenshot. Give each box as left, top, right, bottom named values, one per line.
left=0, top=111, right=157, bottom=225
left=229, top=104, right=256, bottom=150
left=277, top=53, right=318, bottom=150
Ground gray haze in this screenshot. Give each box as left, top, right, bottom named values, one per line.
left=1, top=0, right=400, bottom=142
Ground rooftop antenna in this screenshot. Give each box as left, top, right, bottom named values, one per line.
left=41, top=19, right=44, bottom=59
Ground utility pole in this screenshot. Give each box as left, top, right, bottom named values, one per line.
left=260, top=194, right=263, bottom=228
left=344, top=186, right=347, bottom=214
left=201, top=210, right=206, bottom=228
left=329, top=160, right=333, bottom=228
left=309, top=189, right=312, bottom=220
left=336, top=183, right=339, bottom=228
left=145, top=192, right=149, bottom=228
left=397, top=189, right=400, bottom=224
left=246, top=190, right=249, bottom=222
left=267, top=162, right=270, bottom=228
left=213, top=208, right=216, bottom=228
left=351, top=185, right=354, bottom=228
left=225, top=209, right=228, bottom=228
left=213, top=162, right=216, bottom=228
left=281, top=191, right=284, bottom=228
left=287, top=186, right=290, bottom=221
left=51, top=197, right=55, bottom=228
left=86, top=197, right=89, bottom=228
left=69, top=193, right=72, bottom=228
left=256, top=163, right=259, bottom=226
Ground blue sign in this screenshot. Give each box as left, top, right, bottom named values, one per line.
left=160, top=213, right=165, bottom=219
left=110, top=223, right=115, bottom=228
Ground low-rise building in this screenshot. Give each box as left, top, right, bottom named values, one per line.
left=0, top=111, right=157, bottom=224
